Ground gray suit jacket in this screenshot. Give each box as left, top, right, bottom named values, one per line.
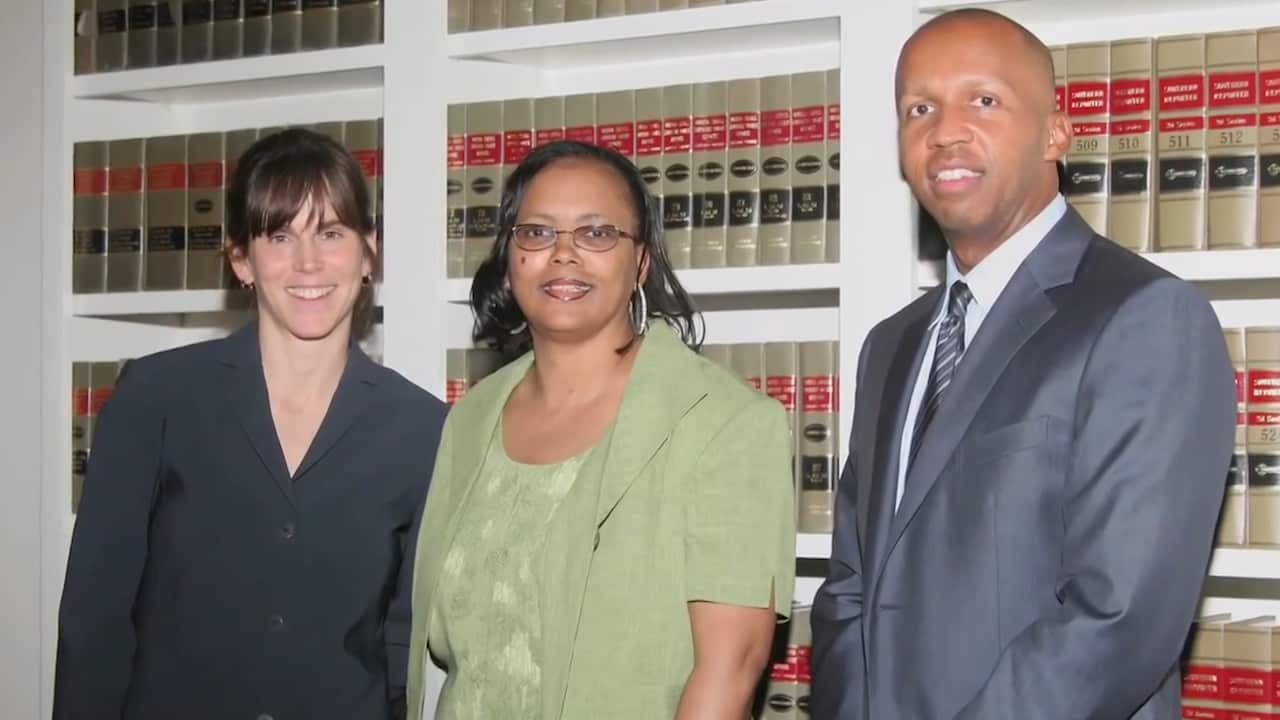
left=810, top=207, right=1236, bottom=719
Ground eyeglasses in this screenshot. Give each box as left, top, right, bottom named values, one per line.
left=510, top=223, right=635, bottom=253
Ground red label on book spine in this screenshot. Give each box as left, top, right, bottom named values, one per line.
left=1210, top=113, right=1257, bottom=129
left=447, top=134, right=465, bottom=168
left=1072, top=122, right=1108, bottom=136
left=1111, top=119, right=1152, bottom=135
left=1209, top=71, right=1258, bottom=107
left=635, top=119, right=663, bottom=156
left=765, top=376, right=797, bottom=411
left=1263, top=69, right=1280, bottom=103
left=188, top=161, right=224, bottom=189
left=1111, top=78, right=1152, bottom=113
left=1160, top=74, right=1206, bottom=111
left=598, top=122, right=635, bottom=156
left=1068, top=80, right=1109, bottom=115
left=504, top=130, right=533, bottom=166
left=663, top=117, right=692, bottom=152
left=761, top=109, right=791, bottom=147
left=466, top=133, right=500, bottom=167
left=827, top=102, right=840, bottom=140
left=802, top=375, right=834, bottom=413
left=147, top=162, right=186, bottom=190
left=692, top=114, right=727, bottom=151
left=74, top=168, right=108, bottom=195
left=535, top=128, right=564, bottom=147
left=1159, top=116, right=1206, bottom=132
left=1249, top=369, right=1280, bottom=404
left=72, top=388, right=89, bottom=416
left=792, top=106, right=824, bottom=143
left=351, top=149, right=379, bottom=177
left=565, top=125, right=596, bottom=145
left=728, top=111, right=760, bottom=149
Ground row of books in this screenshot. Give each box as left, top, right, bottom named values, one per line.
left=1182, top=612, right=1280, bottom=718
left=447, top=0, right=758, bottom=33
left=70, top=361, right=125, bottom=513
left=1221, top=326, right=1280, bottom=548
left=74, top=0, right=383, bottom=75
left=447, top=70, right=841, bottom=278
left=71, top=118, right=382, bottom=294
left=1049, top=27, right=1280, bottom=254
left=754, top=605, right=812, bottom=720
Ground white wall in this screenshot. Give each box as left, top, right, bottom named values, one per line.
left=0, top=0, right=47, bottom=716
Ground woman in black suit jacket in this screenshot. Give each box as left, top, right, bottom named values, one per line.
left=54, top=128, right=446, bottom=720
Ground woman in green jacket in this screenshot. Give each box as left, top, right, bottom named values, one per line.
left=407, top=139, right=796, bottom=720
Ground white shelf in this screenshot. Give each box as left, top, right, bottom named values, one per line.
left=796, top=532, right=831, bottom=559
left=71, top=283, right=382, bottom=317
left=70, top=45, right=384, bottom=104
left=1208, top=547, right=1280, bottom=580
left=446, top=0, right=840, bottom=69
left=444, top=264, right=843, bottom=304
left=917, top=0, right=1277, bottom=22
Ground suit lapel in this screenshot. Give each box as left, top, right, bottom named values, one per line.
left=292, top=348, right=378, bottom=480
left=218, top=322, right=294, bottom=504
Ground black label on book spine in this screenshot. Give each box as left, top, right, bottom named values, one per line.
left=213, top=0, right=243, bottom=20
left=464, top=206, right=498, bottom=239
left=792, top=186, right=825, bottom=222
left=1227, top=452, right=1246, bottom=488
left=303, top=0, right=336, bottom=7
left=1110, top=159, right=1149, bottom=196
left=337, top=0, right=376, bottom=4
left=99, top=8, right=127, bottom=32
left=1208, top=155, right=1257, bottom=190
left=759, top=189, right=790, bottom=224
left=1248, top=453, right=1280, bottom=488
left=662, top=195, right=691, bottom=230
left=1065, top=161, right=1107, bottom=196
left=74, top=229, right=107, bottom=255
left=108, top=228, right=142, bottom=253
left=148, top=226, right=187, bottom=251
left=800, top=455, right=834, bottom=492
left=694, top=193, right=726, bottom=228
left=639, top=165, right=661, bottom=188
left=728, top=191, right=757, bottom=226
left=129, top=3, right=157, bottom=29
left=183, top=1, right=214, bottom=24
left=72, top=450, right=88, bottom=476
left=1158, top=157, right=1205, bottom=193
left=157, top=2, right=176, bottom=26
left=273, top=0, right=300, bottom=13
left=247, top=0, right=271, bottom=15
left=447, top=208, right=464, bottom=240
left=1261, top=154, right=1280, bottom=188
left=826, top=183, right=839, bottom=221
left=188, top=226, right=224, bottom=251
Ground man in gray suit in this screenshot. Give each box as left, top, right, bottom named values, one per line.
left=810, top=9, right=1236, bottom=719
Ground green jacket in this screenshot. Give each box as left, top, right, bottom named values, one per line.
left=407, top=321, right=797, bottom=719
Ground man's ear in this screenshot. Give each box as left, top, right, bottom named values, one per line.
left=1044, top=110, right=1072, bottom=163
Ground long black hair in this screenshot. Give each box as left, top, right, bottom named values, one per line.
left=470, top=139, right=703, bottom=358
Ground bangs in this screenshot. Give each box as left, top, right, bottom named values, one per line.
left=239, top=143, right=373, bottom=241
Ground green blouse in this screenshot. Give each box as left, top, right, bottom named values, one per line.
left=429, top=423, right=588, bottom=720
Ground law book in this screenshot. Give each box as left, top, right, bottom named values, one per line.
left=688, top=0, right=722, bottom=6
left=635, top=87, right=664, bottom=222
left=224, top=127, right=258, bottom=183
left=625, top=0, right=657, bottom=13
left=534, top=95, right=565, bottom=148
left=127, top=0, right=158, bottom=68
left=211, top=0, right=244, bottom=59
left=143, top=135, right=188, bottom=291
left=1051, top=44, right=1067, bottom=112
left=1065, top=42, right=1110, bottom=236
left=658, top=0, right=687, bottom=8
left=503, top=97, right=534, bottom=186
left=71, top=363, right=92, bottom=513
left=180, top=0, right=213, bottom=62
left=1257, top=27, right=1280, bottom=248
left=448, top=0, right=468, bottom=32
left=1220, top=616, right=1277, bottom=717
left=661, top=84, right=694, bottom=269
left=565, top=0, right=595, bottom=21
left=73, top=142, right=109, bottom=294
left=797, top=340, right=837, bottom=533
left=465, top=102, right=503, bottom=276
left=690, top=80, right=728, bottom=268
left=1222, top=327, right=1249, bottom=547
left=96, top=0, right=128, bottom=71
left=759, top=74, right=792, bottom=266
left=155, top=0, right=179, bottom=65
left=504, top=0, right=534, bottom=26
left=1180, top=613, right=1232, bottom=718
left=726, top=78, right=761, bottom=266
left=825, top=67, right=840, bottom=263
left=270, top=0, right=302, bottom=54
left=106, top=139, right=145, bottom=292
left=1206, top=30, right=1260, bottom=250
left=242, top=0, right=270, bottom=54
left=759, top=648, right=798, bottom=720
left=470, top=0, right=502, bottom=30
left=185, top=132, right=226, bottom=290
left=730, top=342, right=764, bottom=392
left=1246, top=326, right=1280, bottom=547
left=447, top=104, right=467, bottom=279
left=301, top=0, right=337, bottom=49
left=533, top=0, right=562, bottom=24
left=790, top=71, right=827, bottom=264
left=596, top=0, right=624, bottom=16
left=375, top=116, right=383, bottom=279
left=312, top=121, right=345, bottom=144
left=446, top=348, right=502, bottom=405
left=337, top=0, right=380, bottom=45
left=763, top=341, right=798, bottom=483
left=345, top=119, right=380, bottom=227
left=565, top=92, right=597, bottom=146
left=1107, top=38, right=1156, bottom=253
left=1156, top=34, right=1208, bottom=252
left=75, top=0, right=97, bottom=74
left=598, top=90, right=637, bottom=162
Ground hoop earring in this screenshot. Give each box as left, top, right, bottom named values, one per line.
left=629, top=286, right=649, bottom=336
left=509, top=321, right=528, bottom=335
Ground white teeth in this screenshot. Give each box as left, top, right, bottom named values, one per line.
left=936, top=168, right=980, bottom=181
left=286, top=285, right=336, bottom=300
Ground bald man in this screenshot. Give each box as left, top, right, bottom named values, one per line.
left=810, top=9, right=1235, bottom=719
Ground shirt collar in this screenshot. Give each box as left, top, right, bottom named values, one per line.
left=930, top=193, right=1067, bottom=328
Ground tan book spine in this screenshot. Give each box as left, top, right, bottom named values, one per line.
left=448, top=0, right=468, bottom=32
left=725, top=78, right=760, bottom=267
left=107, top=139, right=145, bottom=292
left=565, top=0, right=595, bottom=21
left=1181, top=613, right=1233, bottom=717
left=730, top=342, right=763, bottom=392
left=446, top=349, right=467, bottom=407
left=155, top=0, right=179, bottom=65
left=825, top=67, right=840, bottom=263
left=597, top=89, right=637, bottom=162
left=635, top=87, right=664, bottom=221
left=181, top=0, right=213, bottom=62
left=470, top=0, right=502, bottom=29
left=790, top=71, right=827, bottom=264
left=75, top=0, right=98, bottom=74
left=144, top=135, right=188, bottom=291
left=1065, top=42, right=1111, bottom=236
left=1051, top=44, right=1067, bottom=112
left=502, top=98, right=535, bottom=186
left=564, top=92, right=597, bottom=146
left=759, top=74, right=792, bottom=266
left=447, top=105, right=467, bottom=279
left=344, top=118, right=380, bottom=261
left=465, top=102, right=503, bottom=276
left=691, top=80, right=728, bottom=268
left=1257, top=28, right=1280, bottom=248
left=1247, top=327, right=1280, bottom=547
left=224, top=127, right=258, bottom=182
left=73, top=142, right=109, bottom=294
left=1108, top=38, right=1155, bottom=253
left=1156, top=34, right=1208, bottom=252
left=534, top=95, right=565, bottom=148
left=764, top=341, right=799, bottom=488
left=1220, top=617, right=1277, bottom=717
left=658, top=0, right=686, bottom=8
left=71, top=363, right=92, bottom=514
left=242, top=0, right=270, bottom=55
left=210, top=0, right=243, bottom=59
left=798, top=340, right=837, bottom=533
left=337, top=0, right=379, bottom=45
left=504, top=0, right=533, bottom=26
left=1222, top=327, right=1249, bottom=547
left=185, top=132, right=226, bottom=290
left=1207, top=30, right=1260, bottom=250
left=96, top=0, right=128, bottom=71
left=301, top=0, right=338, bottom=49
left=127, top=0, right=158, bottom=68
left=270, top=0, right=302, bottom=54
left=688, top=0, right=722, bottom=5
left=661, top=84, right=694, bottom=269
left=793, top=605, right=813, bottom=720
left=597, top=0, right=624, bottom=17
left=533, top=0, right=562, bottom=24
left=625, top=0, right=656, bottom=12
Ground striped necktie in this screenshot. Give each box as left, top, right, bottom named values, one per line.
left=908, top=281, right=974, bottom=470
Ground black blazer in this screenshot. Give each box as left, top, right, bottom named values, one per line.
left=54, top=321, right=446, bottom=720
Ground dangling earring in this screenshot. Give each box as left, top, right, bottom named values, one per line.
left=509, top=320, right=528, bottom=335
left=629, top=286, right=649, bottom=336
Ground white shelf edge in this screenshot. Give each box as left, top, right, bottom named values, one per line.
left=796, top=532, right=832, bottom=559
left=69, top=44, right=385, bottom=103
left=71, top=283, right=383, bottom=317
left=1208, top=547, right=1280, bottom=580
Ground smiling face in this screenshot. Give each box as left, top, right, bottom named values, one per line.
left=895, top=13, right=1070, bottom=259
left=229, top=195, right=374, bottom=345
left=507, top=157, right=648, bottom=346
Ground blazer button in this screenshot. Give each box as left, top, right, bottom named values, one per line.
left=257, top=715, right=274, bottom=720
left=269, top=614, right=284, bottom=630
left=279, top=522, right=296, bottom=540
